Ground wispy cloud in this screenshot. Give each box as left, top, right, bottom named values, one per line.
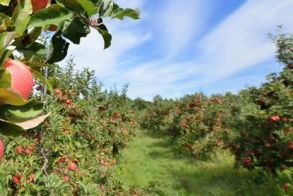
left=197, top=0, right=293, bottom=80
left=63, top=0, right=149, bottom=75
left=157, top=0, right=211, bottom=57
left=64, top=0, right=293, bottom=100
left=125, top=0, right=293, bottom=99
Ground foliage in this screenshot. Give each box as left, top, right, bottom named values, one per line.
left=0, top=0, right=139, bottom=134
left=138, top=33, right=293, bottom=194
left=141, top=93, right=231, bottom=160
left=0, top=60, right=138, bottom=194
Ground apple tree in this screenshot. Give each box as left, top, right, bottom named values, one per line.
left=0, top=0, right=139, bottom=157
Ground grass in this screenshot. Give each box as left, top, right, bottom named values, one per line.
left=108, top=129, right=283, bottom=196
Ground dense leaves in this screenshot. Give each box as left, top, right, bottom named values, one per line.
left=0, top=0, right=139, bottom=133
left=0, top=60, right=138, bottom=194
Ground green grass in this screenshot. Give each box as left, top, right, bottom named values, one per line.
left=109, top=130, right=282, bottom=196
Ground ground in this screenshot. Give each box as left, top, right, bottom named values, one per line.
left=109, top=130, right=280, bottom=196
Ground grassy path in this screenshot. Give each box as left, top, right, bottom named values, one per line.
left=109, top=130, right=280, bottom=196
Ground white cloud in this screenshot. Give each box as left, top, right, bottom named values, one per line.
left=157, top=0, right=211, bottom=58
left=62, top=0, right=149, bottom=75
left=197, top=0, right=293, bottom=79
left=64, top=23, right=150, bottom=76
left=126, top=0, right=293, bottom=99
left=63, top=0, right=293, bottom=100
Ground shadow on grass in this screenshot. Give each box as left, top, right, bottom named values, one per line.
left=165, top=163, right=280, bottom=196
left=139, top=130, right=281, bottom=196
left=143, top=165, right=280, bottom=196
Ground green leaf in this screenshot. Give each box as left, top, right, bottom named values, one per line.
left=0, top=0, right=11, bottom=6
left=111, top=7, right=140, bottom=20
left=0, top=69, right=11, bottom=88
left=62, top=17, right=90, bottom=44
left=99, top=0, right=111, bottom=11
left=76, top=0, right=98, bottom=16
left=11, top=0, right=32, bottom=37
left=13, top=27, right=42, bottom=49
left=0, top=100, right=44, bottom=123
left=56, top=0, right=84, bottom=13
left=0, top=88, right=27, bottom=106
left=0, top=112, right=50, bottom=134
left=0, top=119, right=24, bottom=136
left=18, top=42, right=46, bottom=60
left=0, top=32, right=15, bottom=57
left=100, top=1, right=113, bottom=17
left=28, top=4, right=73, bottom=29
left=46, top=31, right=70, bottom=64
left=0, top=13, right=14, bottom=32
left=93, top=24, right=111, bottom=49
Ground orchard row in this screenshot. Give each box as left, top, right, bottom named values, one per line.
left=137, top=34, right=293, bottom=194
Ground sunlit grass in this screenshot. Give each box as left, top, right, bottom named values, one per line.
left=109, top=129, right=282, bottom=196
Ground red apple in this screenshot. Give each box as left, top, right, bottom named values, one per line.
left=25, top=147, right=31, bottom=155
left=16, top=146, right=23, bottom=154
left=55, top=88, right=62, bottom=96
left=269, top=116, right=280, bottom=122
left=31, top=0, right=49, bottom=13
left=288, top=142, right=293, bottom=151
left=0, top=139, right=4, bottom=161
left=63, top=175, right=70, bottom=182
left=68, top=162, right=77, bottom=171
left=58, top=156, right=67, bottom=163
left=66, top=99, right=73, bottom=105
left=12, top=175, right=21, bottom=184
left=3, top=59, right=34, bottom=100
left=281, top=183, right=289, bottom=191
left=282, top=117, right=289, bottom=122
left=242, top=158, right=252, bottom=166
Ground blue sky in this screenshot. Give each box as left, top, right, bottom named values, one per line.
left=64, top=0, right=293, bottom=100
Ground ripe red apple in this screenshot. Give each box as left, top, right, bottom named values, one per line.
left=269, top=116, right=280, bottom=122
left=31, top=0, right=49, bottom=13
left=16, top=146, right=23, bottom=154
left=0, top=139, right=4, bottom=161
left=281, top=183, right=289, bottom=191
left=63, top=175, right=70, bottom=182
left=12, top=175, right=21, bottom=184
left=68, top=162, right=77, bottom=171
left=58, top=156, right=67, bottom=163
left=288, top=142, right=293, bottom=151
left=55, top=88, right=62, bottom=96
left=282, top=117, right=289, bottom=122
left=3, top=59, right=34, bottom=100
left=25, top=147, right=31, bottom=155
left=66, top=99, right=73, bottom=105
left=242, top=158, right=252, bottom=166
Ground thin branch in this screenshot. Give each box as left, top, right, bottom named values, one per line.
left=40, top=145, right=49, bottom=176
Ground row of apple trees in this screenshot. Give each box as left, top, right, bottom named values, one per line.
left=1, top=58, right=139, bottom=194
left=139, top=33, right=293, bottom=194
